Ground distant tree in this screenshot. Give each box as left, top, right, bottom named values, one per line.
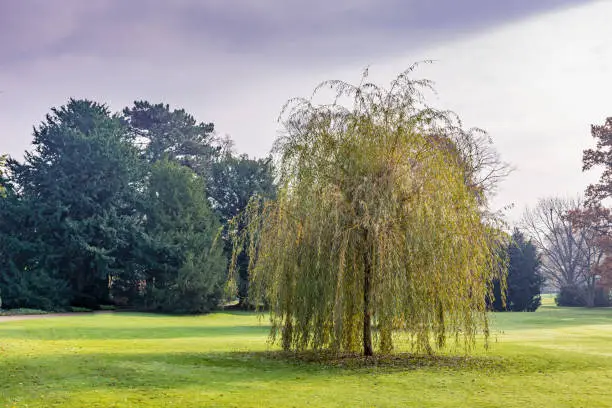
left=583, top=117, right=612, bottom=203
left=231, top=66, right=507, bottom=356
left=492, top=229, right=543, bottom=312
left=2, top=99, right=143, bottom=309
left=207, top=150, right=276, bottom=307
left=122, top=101, right=219, bottom=174
left=567, top=205, right=612, bottom=304
left=574, top=117, right=612, bottom=304
left=522, top=197, right=605, bottom=307
left=208, top=152, right=276, bottom=224
left=142, top=159, right=226, bottom=313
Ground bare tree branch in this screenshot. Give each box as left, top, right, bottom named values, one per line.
left=521, top=196, right=605, bottom=305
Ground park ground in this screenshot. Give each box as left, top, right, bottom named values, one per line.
left=2, top=297, right=612, bottom=407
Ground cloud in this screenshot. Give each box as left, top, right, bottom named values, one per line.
left=0, top=0, right=589, bottom=67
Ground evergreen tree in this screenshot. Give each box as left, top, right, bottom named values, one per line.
left=0, top=183, right=71, bottom=310
left=3, top=99, right=143, bottom=309
left=143, top=159, right=226, bottom=313
left=492, top=229, right=544, bottom=312
left=122, top=101, right=219, bottom=174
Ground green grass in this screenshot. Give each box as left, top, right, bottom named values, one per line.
left=2, top=299, right=612, bottom=407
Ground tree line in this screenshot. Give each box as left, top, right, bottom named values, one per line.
left=0, top=68, right=554, bottom=331
left=520, top=117, right=612, bottom=308
left=0, top=65, right=572, bottom=356
left=0, top=99, right=274, bottom=313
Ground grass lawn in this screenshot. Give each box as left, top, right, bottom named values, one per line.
left=2, top=297, right=612, bottom=407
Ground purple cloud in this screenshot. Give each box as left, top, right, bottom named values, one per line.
left=0, top=0, right=591, bottom=67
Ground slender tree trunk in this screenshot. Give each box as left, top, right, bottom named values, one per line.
left=586, top=278, right=596, bottom=308
left=282, top=318, right=293, bottom=351
left=363, top=237, right=373, bottom=357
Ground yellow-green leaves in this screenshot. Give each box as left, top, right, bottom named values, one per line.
left=232, top=66, right=506, bottom=356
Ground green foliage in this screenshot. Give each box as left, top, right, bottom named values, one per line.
left=122, top=101, right=219, bottom=173
left=208, top=153, right=276, bottom=224
left=231, top=66, right=506, bottom=356
left=0, top=308, right=49, bottom=316
left=208, top=152, right=276, bottom=307
left=1, top=99, right=144, bottom=309
left=142, top=159, right=226, bottom=313
left=0, top=264, right=70, bottom=311
left=0, top=187, right=71, bottom=310
left=70, top=306, right=93, bottom=313
left=1, top=99, right=233, bottom=314
left=492, top=229, right=544, bottom=312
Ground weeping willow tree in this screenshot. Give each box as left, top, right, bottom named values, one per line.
left=230, top=64, right=508, bottom=356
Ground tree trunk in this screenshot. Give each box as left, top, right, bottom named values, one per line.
left=586, top=279, right=596, bottom=308
left=282, top=318, right=293, bottom=351
left=363, top=241, right=373, bottom=357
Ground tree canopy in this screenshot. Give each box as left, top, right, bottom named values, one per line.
left=1, top=99, right=143, bottom=308
left=141, top=159, right=226, bottom=313
left=574, top=117, right=612, bottom=302
left=0, top=99, right=230, bottom=312
left=231, top=66, right=506, bottom=356
left=583, top=117, right=612, bottom=203
left=122, top=101, right=219, bottom=173
left=208, top=150, right=277, bottom=307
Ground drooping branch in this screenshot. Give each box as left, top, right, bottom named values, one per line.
left=231, top=66, right=507, bottom=356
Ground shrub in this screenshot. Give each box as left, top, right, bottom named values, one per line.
left=0, top=265, right=70, bottom=311
left=71, top=293, right=103, bottom=310
left=594, top=287, right=611, bottom=307
left=555, top=285, right=611, bottom=307
left=0, top=308, right=49, bottom=316
left=70, top=306, right=93, bottom=313
left=555, top=285, right=586, bottom=307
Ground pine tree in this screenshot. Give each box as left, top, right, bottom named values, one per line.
left=4, top=99, right=143, bottom=308
left=143, top=159, right=226, bottom=313
left=122, top=101, right=219, bottom=174
left=492, top=229, right=543, bottom=312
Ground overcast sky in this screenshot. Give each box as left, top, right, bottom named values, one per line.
left=0, top=0, right=609, bottom=223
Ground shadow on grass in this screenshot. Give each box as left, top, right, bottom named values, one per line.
left=250, top=350, right=507, bottom=372
left=2, top=345, right=608, bottom=397
left=0, top=350, right=326, bottom=394
left=0, top=351, right=495, bottom=396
